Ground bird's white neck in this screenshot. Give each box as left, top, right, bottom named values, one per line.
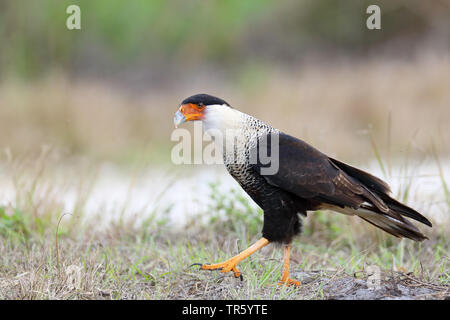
left=202, top=104, right=245, bottom=134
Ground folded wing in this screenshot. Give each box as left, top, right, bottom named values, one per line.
left=251, top=132, right=431, bottom=241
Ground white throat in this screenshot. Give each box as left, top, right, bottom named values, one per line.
left=202, top=104, right=244, bottom=133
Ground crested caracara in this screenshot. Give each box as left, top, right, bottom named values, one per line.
left=174, top=93, right=432, bottom=286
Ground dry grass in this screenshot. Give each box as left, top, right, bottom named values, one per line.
left=0, top=151, right=448, bottom=300
left=0, top=214, right=448, bottom=300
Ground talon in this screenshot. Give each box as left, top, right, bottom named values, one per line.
left=200, top=260, right=241, bottom=278
left=196, top=262, right=243, bottom=281
left=278, top=245, right=301, bottom=287
left=189, top=263, right=203, bottom=269
left=232, top=267, right=242, bottom=279
left=189, top=238, right=269, bottom=282
left=278, top=278, right=301, bottom=287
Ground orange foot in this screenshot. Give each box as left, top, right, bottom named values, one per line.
left=199, top=259, right=243, bottom=280
left=192, top=238, right=270, bottom=282
left=278, top=278, right=301, bottom=287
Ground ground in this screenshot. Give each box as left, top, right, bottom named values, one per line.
left=0, top=203, right=448, bottom=299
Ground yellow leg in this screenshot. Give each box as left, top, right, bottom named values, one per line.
left=200, top=237, right=269, bottom=278
left=278, top=244, right=301, bottom=286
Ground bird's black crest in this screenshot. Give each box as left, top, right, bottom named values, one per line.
left=181, top=94, right=230, bottom=107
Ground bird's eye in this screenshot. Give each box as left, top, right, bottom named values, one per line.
left=197, top=103, right=205, bottom=109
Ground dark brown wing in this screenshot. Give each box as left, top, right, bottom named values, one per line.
left=252, top=132, right=386, bottom=211
left=251, top=132, right=431, bottom=232
left=328, top=157, right=391, bottom=195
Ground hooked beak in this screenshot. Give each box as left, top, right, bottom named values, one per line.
left=173, top=110, right=186, bottom=128
left=173, top=103, right=204, bottom=127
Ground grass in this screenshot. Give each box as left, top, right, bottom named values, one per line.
left=0, top=154, right=448, bottom=299
left=0, top=206, right=447, bottom=299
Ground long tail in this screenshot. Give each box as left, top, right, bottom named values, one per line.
left=329, top=157, right=432, bottom=241
left=357, top=204, right=430, bottom=241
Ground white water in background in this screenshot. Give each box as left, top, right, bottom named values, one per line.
left=0, top=160, right=449, bottom=230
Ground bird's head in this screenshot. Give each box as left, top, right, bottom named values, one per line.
left=174, top=94, right=231, bottom=128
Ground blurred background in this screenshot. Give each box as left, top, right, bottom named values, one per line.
left=0, top=0, right=449, bottom=228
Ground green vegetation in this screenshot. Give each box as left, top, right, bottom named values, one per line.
left=1, top=1, right=447, bottom=78
left=206, top=182, right=263, bottom=239
left=0, top=171, right=448, bottom=299
left=1, top=0, right=272, bottom=78
left=0, top=206, right=32, bottom=241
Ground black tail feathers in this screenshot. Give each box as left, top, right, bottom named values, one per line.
left=330, top=156, right=432, bottom=241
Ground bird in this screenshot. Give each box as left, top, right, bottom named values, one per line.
left=173, top=93, right=432, bottom=286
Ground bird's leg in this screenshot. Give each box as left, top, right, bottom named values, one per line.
left=278, top=244, right=301, bottom=286
left=199, top=237, right=269, bottom=279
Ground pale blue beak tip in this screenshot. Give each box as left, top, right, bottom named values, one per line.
left=173, top=110, right=186, bottom=128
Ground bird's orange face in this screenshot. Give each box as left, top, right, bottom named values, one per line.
left=179, top=103, right=205, bottom=121
left=174, top=103, right=206, bottom=127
